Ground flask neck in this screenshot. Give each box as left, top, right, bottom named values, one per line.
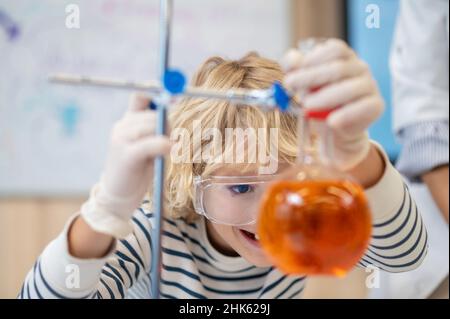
left=297, top=112, right=333, bottom=167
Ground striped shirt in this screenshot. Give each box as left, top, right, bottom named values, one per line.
left=19, top=159, right=428, bottom=299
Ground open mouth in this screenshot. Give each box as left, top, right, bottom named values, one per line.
left=239, top=229, right=261, bottom=246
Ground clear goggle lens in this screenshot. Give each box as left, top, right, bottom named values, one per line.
left=194, top=175, right=278, bottom=226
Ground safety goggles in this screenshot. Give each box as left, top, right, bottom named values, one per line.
left=193, top=174, right=280, bottom=226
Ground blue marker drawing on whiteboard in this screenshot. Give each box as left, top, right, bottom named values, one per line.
left=60, top=103, right=80, bottom=136
left=0, top=9, right=20, bottom=41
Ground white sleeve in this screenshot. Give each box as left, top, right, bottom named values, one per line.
left=391, top=0, right=449, bottom=132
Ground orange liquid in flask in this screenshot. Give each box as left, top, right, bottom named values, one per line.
left=258, top=179, right=372, bottom=276
left=257, top=38, right=372, bottom=277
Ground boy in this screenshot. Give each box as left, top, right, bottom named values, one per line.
left=20, top=40, right=427, bottom=299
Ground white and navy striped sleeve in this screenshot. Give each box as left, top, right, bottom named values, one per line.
left=358, top=144, right=428, bottom=273
left=18, top=208, right=152, bottom=299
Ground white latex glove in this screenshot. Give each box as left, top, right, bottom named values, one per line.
left=281, top=39, right=385, bottom=171
left=81, top=94, right=172, bottom=238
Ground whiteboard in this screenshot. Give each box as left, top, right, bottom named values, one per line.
left=0, top=0, right=291, bottom=196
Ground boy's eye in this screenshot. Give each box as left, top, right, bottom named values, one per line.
left=228, top=184, right=253, bottom=194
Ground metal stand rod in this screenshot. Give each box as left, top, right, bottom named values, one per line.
left=150, top=0, right=173, bottom=300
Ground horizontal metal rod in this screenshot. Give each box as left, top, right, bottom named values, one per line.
left=48, top=73, right=285, bottom=109
left=49, top=74, right=162, bottom=93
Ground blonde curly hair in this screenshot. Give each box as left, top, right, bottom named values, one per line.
left=146, top=52, right=298, bottom=222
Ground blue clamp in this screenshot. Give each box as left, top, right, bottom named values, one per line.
left=272, top=82, right=291, bottom=112
left=163, top=69, right=186, bottom=95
